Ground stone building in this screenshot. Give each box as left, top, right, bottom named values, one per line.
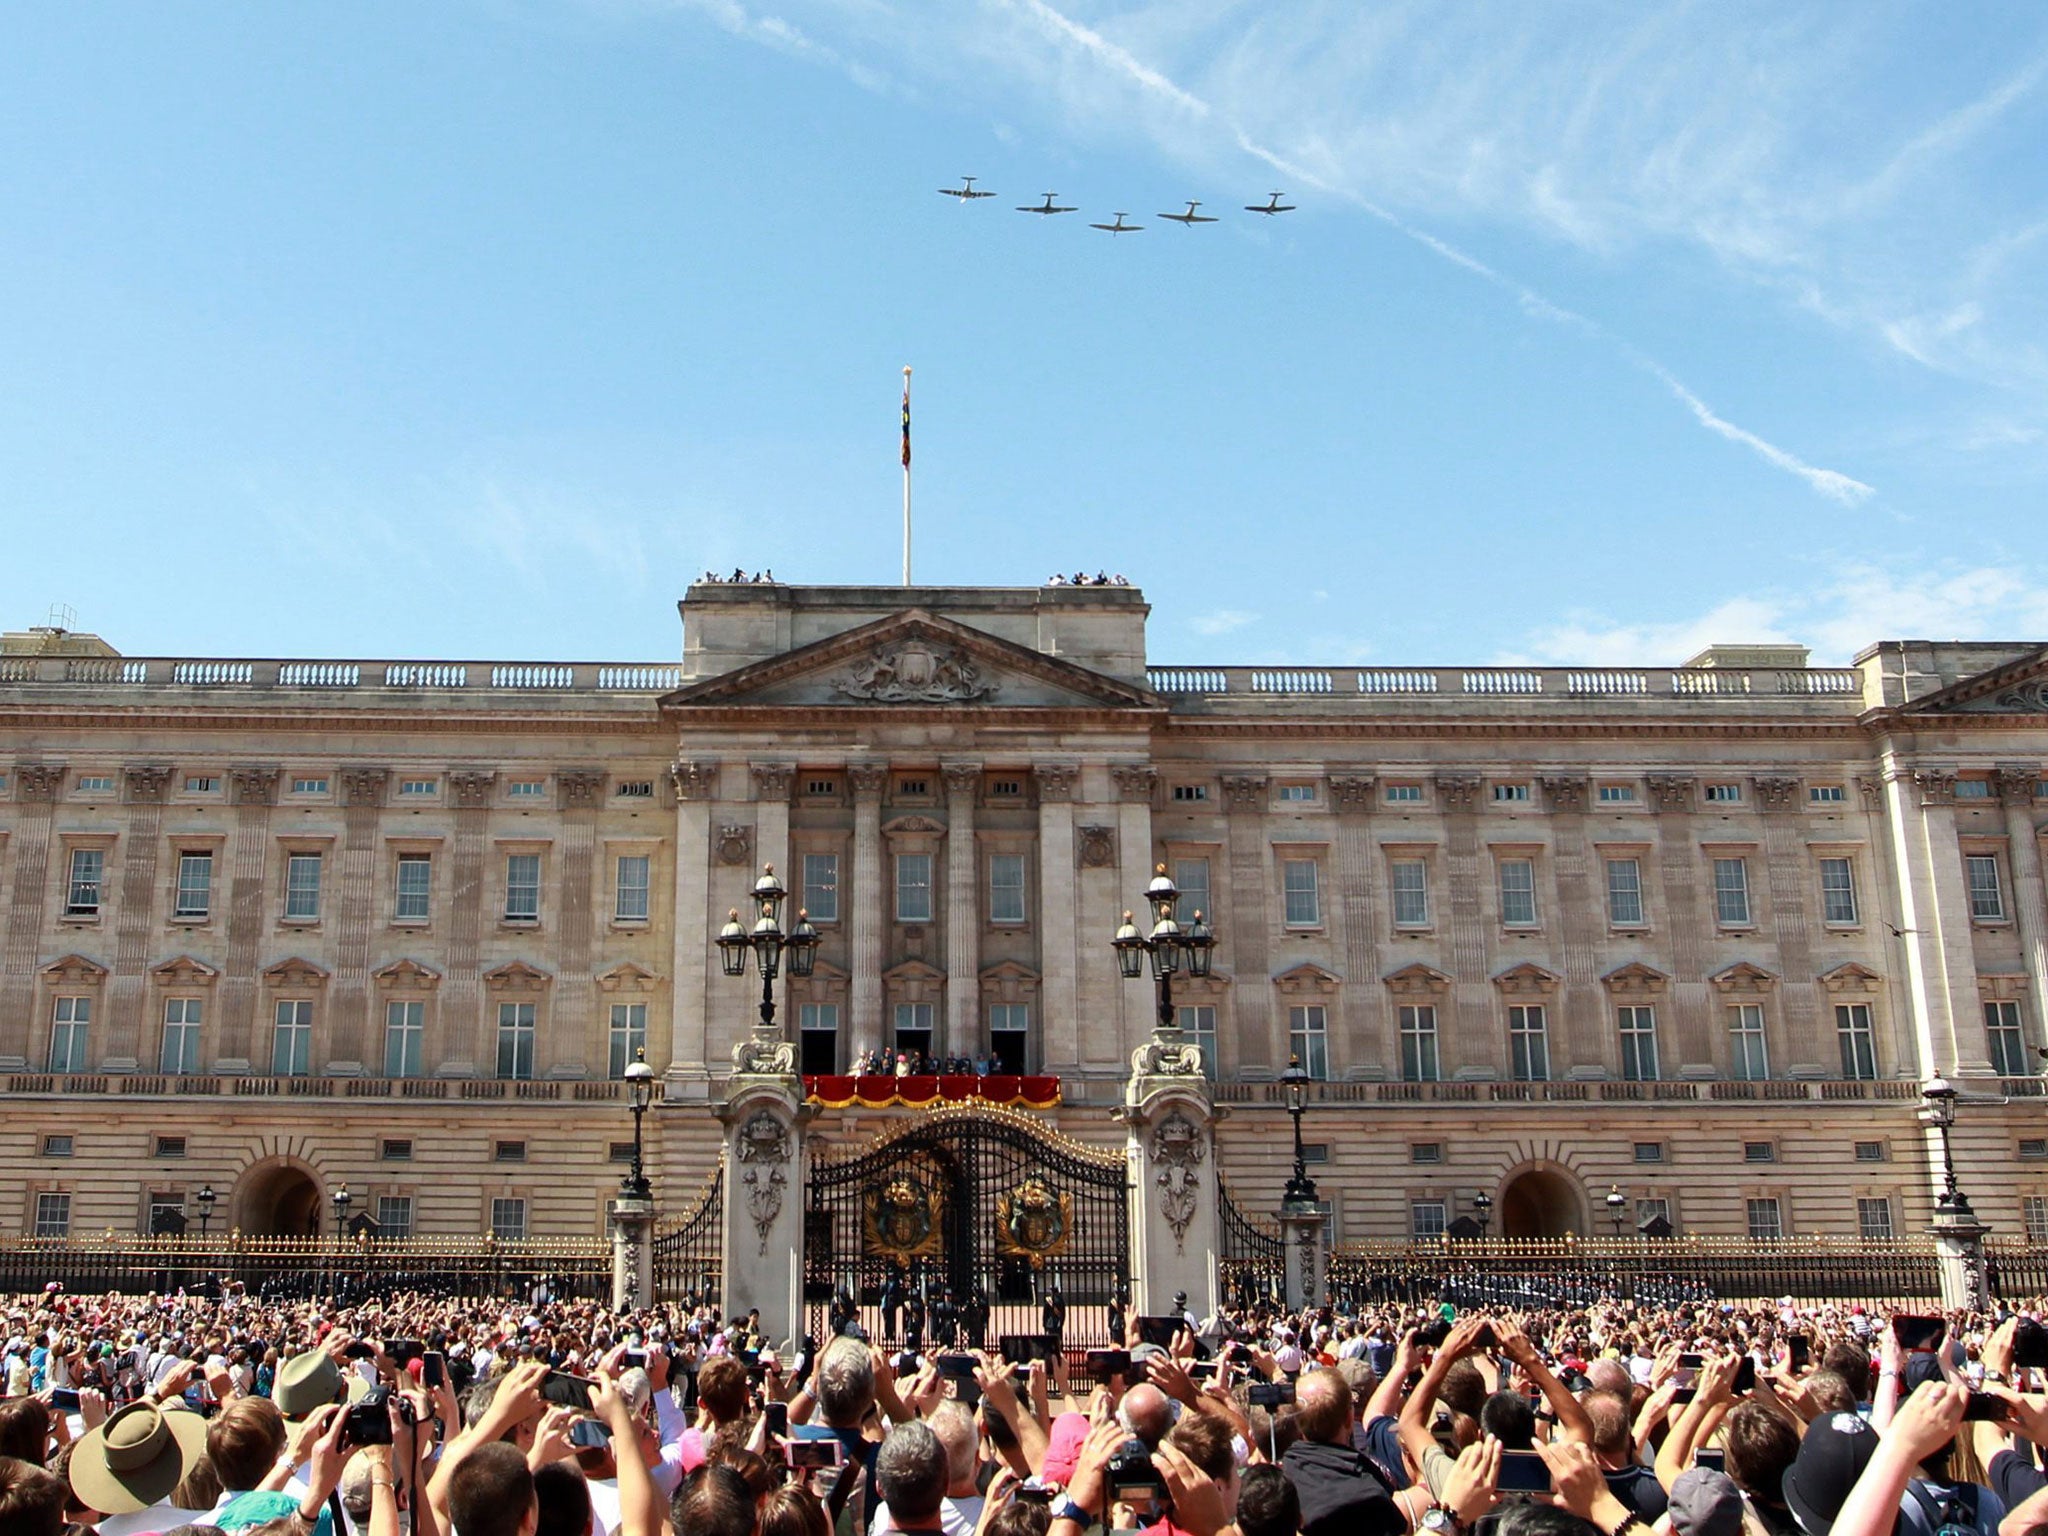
left=1, top=582, right=2044, bottom=1247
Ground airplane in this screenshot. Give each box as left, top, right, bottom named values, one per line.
left=1089, top=211, right=1144, bottom=235
left=939, top=176, right=995, bottom=201
left=1159, top=200, right=1218, bottom=226
left=1017, top=192, right=1077, bottom=215
left=1245, top=191, right=1297, bottom=215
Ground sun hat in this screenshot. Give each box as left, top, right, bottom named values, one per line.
left=67, top=1400, right=209, bottom=1514
left=273, top=1348, right=346, bottom=1418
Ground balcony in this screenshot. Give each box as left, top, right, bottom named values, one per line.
left=1146, top=665, right=1865, bottom=707
left=0, top=655, right=681, bottom=708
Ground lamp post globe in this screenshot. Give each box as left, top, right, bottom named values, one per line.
left=1111, top=866, right=1219, bottom=1042
left=622, top=1048, right=656, bottom=1200
left=719, top=865, right=816, bottom=1064
left=1473, top=1191, right=1492, bottom=1241
left=1921, top=1074, right=1973, bottom=1216
left=1605, top=1184, right=1626, bottom=1239
left=1280, top=1056, right=1318, bottom=1207
left=195, top=1184, right=216, bottom=1239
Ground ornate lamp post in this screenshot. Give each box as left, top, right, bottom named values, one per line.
left=1112, top=865, right=1216, bottom=1038
left=1921, top=1075, right=1973, bottom=1217
left=195, top=1185, right=216, bottom=1239
left=622, top=1049, right=656, bottom=1199
left=1472, top=1191, right=1492, bottom=1241
left=1279, top=1056, right=1318, bottom=1207
left=330, top=1185, right=351, bottom=1245
left=1605, top=1184, right=1627, bottom=1239
left=718, top=865, right=821, bottom=1051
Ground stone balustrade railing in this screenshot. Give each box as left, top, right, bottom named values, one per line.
left=1146, top=665, right=1866, bottom=701
left=1, top=1073, right=624, bottom=1101
left=1211, top=1076, right=1941, bottom=1105
left=0, top=656, right=684, bottom=693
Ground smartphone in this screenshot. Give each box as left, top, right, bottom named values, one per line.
left=765, top=1401, right=789, bottom=1437
left=1695, top=1449, right=1727, bottom=1472
left=938, top=1354, right=982, bottom=1406
left=1787, top=1335, right=1810, bottom=1371
left=785, top=1437, right=845, bottom=1470
left=1014, top=1481, right=1055, bottom=1506
left=423, top=1352, right=445, bottom=1390
left=2014, top=1320, right=2048, bottom=1371
left=386, top=1339, right=424, bottom=1366
left=568, top=1418, right=612, bottom=1447
left=541, top=1371, right=597, bottom=1409
left=1894, top=1316, right=1946, bottom=1353
left=1499, top=1450, right=1553, bottom=1494
left=1673, top=1353, right=1701, bottom=1404
left=50, top=1388, right=81, bottom=1412
left=999, top=1335, right=1056, bottom=1368
left=1732, top=1357, right=1758, bottom=1394
left=1134, top=1316, right=1181, bottom=1349
left=343, top=1342, right=377, bottom=1361
left=1087, top=1348, right=1131, bottom=1383
left=1470, top=1322, right=1498, bottom=1352
left=1247, top=1381, right=1295, bottom=1408
left=1189, top=1361, right=1220, bottom=1384
left=1964, top=1392, right=2007, bottom=1423
left=624, top=1349, right=647, bottom=1370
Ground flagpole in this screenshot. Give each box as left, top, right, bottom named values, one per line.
left=901, top=365, right=913, bottom=586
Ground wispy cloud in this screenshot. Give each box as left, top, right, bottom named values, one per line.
left=1190, top=608, right=1257, bottom=636
left=1639, top=361, right=1874, bottom=505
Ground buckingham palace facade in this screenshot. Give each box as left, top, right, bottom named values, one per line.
left=2, top=580, right=2045, bottom=1247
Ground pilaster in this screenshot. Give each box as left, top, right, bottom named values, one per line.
left=445, top=771, right=495, bottom=1076
left=943, top=763, right=982, bottom=1059
left=1999, top=767, right=2048, bottom=1037
left=1435, top=775, right=1488, bottom=1081
left=1111, top=764, right=1157, bottom=1063
left=1221, top=774, right=1272, bottom=1073
left=1329, top=776, right=1382, bottom=1078
left=217, top=767, right=280, bottom=1071
left=1122, top=1054, right=1219, bottom=1318
left=669, top=760, right=719, bottom=1086
left=1036, top=763, right=1080, bottom=1073
left=850, top=763, right=888, bottom=1053
left=0, top=768, right=61, bottom=1069
left=720, top=1072, right=811, bottom=1348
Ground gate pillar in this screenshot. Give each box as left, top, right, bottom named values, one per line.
left=1122, top=1035, right=1220, bottom=1319
left=609, top=1194, right=655, bottom=1310
left=1931, top=1206, right=1990, bottom=1311
left=1280, top=1207, right=1326, bottom=1311
left=721, top=1042, right=811, bottom=1349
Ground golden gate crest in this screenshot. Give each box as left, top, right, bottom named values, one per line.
left=996, top=1175, right=1073, bottom=1265
left=863, top=1175, right=942, bottom=1260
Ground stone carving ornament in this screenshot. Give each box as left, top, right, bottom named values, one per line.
left=833, top=641, right=995, bottom=703
left=737, top=1110, right=793, bottom=1257
left=1150, top=1110, right=1207, bottom=1254
left=716, top=825, right=755, bottom=867
left=1077, top=825, right=1116, bottom=868
left=730, top=1035, right=797, bottom=1076
left=124, top=765, right=174, bottom=803
left=1993, top=681, right=2048, bottom=712
left=1130, top=1035, right=1206, bottom=1078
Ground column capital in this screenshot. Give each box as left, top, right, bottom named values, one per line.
left=448, top=770, right=497, bottom=808
left=1539, top=775, right=1588, bottom=813
left=14, top=763, right=66, bottom=801
left=1034, top=762, right=1080, bottom=802
left=671, top=759, right=721, bottom=801
left=123, top=764, right=173, bottom=804
left=1751, top=775, right=1802, bottom=813
left=1110, top=764, right=1158, bottom=803
left=228, top=766, right=280, bottom=806
left=1432, top=774, right=1481, bottom=811
left=1327, top=774, right=1376, bottom=810
left=1997, top=765, right=2042, bottom=807
left=750, top=762, right=795, bottom=801
left=1645, top=774, right=1694, bottom=814
left=849, top=763, right=889, bottom=799
left=1220, top=773, right=1268, bottom=808
left=941, top=761, right=983, bottom=800
left=1913, top=767, right=1958, bottom=807
left=559, top=769, right=607, bottom=808
left=340, top=767, right=390, bottom=808
left=1855, top=775, right=1885, bottom=809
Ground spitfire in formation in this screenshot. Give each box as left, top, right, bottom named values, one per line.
left=939, top=176, right=1295, bottom=233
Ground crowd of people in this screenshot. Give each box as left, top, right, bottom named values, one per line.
left=5, top=1278, right=2048, bottom=1536
left=845, top=1049, right=1016, bottom=1079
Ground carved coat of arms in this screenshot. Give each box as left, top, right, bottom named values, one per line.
left=996, top=1175, right=1073, bottom=1265
left=863, top=1176, right=943, bottom=1260
left=833, top=642, right=995, bottom=703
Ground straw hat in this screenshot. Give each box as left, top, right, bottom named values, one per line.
left=68, top=1400, right=208, bottom=1514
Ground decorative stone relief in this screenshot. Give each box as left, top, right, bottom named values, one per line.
left=1034, top=763, right=1079, bottom=802
left=228, top=766, right=280, bottom=806
left=1110, top=764, right=1158, bottom=803
left=1913, top=769, right=1958, bottom=807
left=1220, top=774, right=1268, bottom=808
left=559, top=770, right=607, bottom=807
left=1997, top=768, right=2041, bottom=806
left=1130, top=1035, right=1205, bottom=1077
left=1751, top=776, right=1801, bottom=812
left=848, top=764, right=889, bottom=799
left=1645, top=774, right=1694, bottom=814
left=736, top=1110, right=794, bottom=1257
left=448, top=771, right=497, bottom=808
left=716, top=826, right=755, bottom=867
left=1327, top=775, right=1376, bottom=809
left=670, top=760, right=720, bottom=801
left=1433, top=775, right=1482, bottom=810
left=941, top=762, right=982, bottom=800
left=832, top=641, right=995, bottom=702
left=123, top=765, right=173, bottom=804
left=13, top=764, right=65, bottom=801
left=340, top=768, right=389, bottom=808
left=1993, top=682, right=2048, bottom=712
left=1077, top=825, right=1116, bottom=868
left=751, top=763, right=794, bottom=801
left=1150, top=1110, right=1207, bottom=1254
left=1539, top=776, right=1588, bottom=813
left=731, top=1036, right=797, bottom=1076
left=1855, top=776, right=1885, bottom=810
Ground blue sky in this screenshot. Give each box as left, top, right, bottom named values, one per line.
left=4, top=1, right=2047, bottom=667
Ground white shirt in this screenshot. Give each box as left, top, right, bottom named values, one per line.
left=871, top=1493, right=982, bottom=1536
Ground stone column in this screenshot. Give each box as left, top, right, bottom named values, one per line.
left=1756, top=776, right=1824, bottom=1072
left=1647, top=775, right=1716, bottom=1069
left=1281, top=1204, right=1326, bottom=1311
left=850, top=764, right=888, bottom=1054
left=217, top=767, right=279, bottom=1072
left=1221, top=775, right=1272, bottom=1073
left=1329, top=777, right=1381, bottom=1076
left=721, top=1066, right=810, bottom=1349
left=669, top=760, right=719, bottom=1089
left=609, top=1192, right=656, bottom=1310
left=1931, top=1205, right=1991, bottom=1311
left=1122, top=1050, right=1220, bottom=1318
left=448, top=771, right=498, bottom=1074
left=1884, top=762, right=1987, bottom=1077
left=943, top=763, right=982, bottom=1058
left=0, top=765, right=64, bottom=1070
left=1999, top=767, right=2048, bottom=1029
left=106, top=765, right=172, bottom=1072
left=1037, top=764, right=1081, bottom=1073
left=1541, top=776, right=1608, bottom=1077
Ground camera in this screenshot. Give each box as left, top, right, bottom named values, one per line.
left=344, top=1386, right=416, bottom=1446
left=1105, top=1441, right=1164, bottom=1514
left=568, top=1418, right=613, bottom=1448
left=2015, top=1319, right=2048, bottom=1371
left=1247, top=1381, right=1295, bottom=1408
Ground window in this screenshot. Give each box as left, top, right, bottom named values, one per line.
left=76, top=775, right=114, bottom=793
left=895, top=854, right=933, bottom=922
left=384, top=1000, right=425, bottom=1079
left=1289, top=1004, right=1328, bottom=1080
left=1705, top=783, right=1744, bottom=804
left=291, top=777, right=329, bottom=795
left=398, top=779, right=437, bottom=798
left=800, top=1002, right=839, bottom=1076
left=1835, top=1004, right=1877, bottom=1080
left=1729, top=1004, right=1770, bottom=1081
left=1633, top=1142, right=1665, bottom=1164
left=1385, top=784, right=1424, bottom=804
left=147, top=1194, right=185, bottom=1235
left=1819, top=858, right=1859, bottom=925
left=1746, top=1197, right=1783, bottom=1241
left=1618, top=1005, right=1659, bottom=1081
left=1391, top=860, right=1430, bottom=927
left=1606, top=858, right=1644, bottom=926
left=496, top=1003, right=536, bottom=1080
left=381, top=1139, right=413, bottom=1161
left=1854, top=1141, right=1887, bottom=1162
left=1636, top=1197, right=1671, bottom=1230
left=1857, top=1198, right=1894, bottom=1240
left=801, top=853, right=838, bottom=923
left=272, top=1000, right=313, bottom=1076
left=490, top=1198, right=527, bottom=1241
left=1173, top=859, right=1211, bottom=920
left=1411, top=1202, right=1447, bottom=1239
left=375, top=1196, right=414, bottom=1239
left=1956, top=779, right=1995, bottom=799
left=804, top=777, right=839, bottom=798
left=893, top=1002, right=933, bottom=1055
left=1810, top=785, right=1846, bottom=804
left=2026, top=1195, right=2048, bottom=1245
left=1712, top=858, right=1751, bottom=926
left=1278, top=783, right=1317, bottom=802
left=154, top=1136, right=187, bottom=1158
left=33, top=1193, right=72, bottom=1238
left=504, top=854, right=540, bottom=922
left=609, top=1003, right=647, bottom=1078
left=896, top=777, right=930, bottom=798
left=66, top=848, right=104, bottom=916
left=2021, top=1139, right=2048, bottom=1161
left=615, top=780, right=654, bottom=799
left=161, top=998, right=203, bottom=1075
left=1498, top=858, right=1537, bottom=927
left=507, top=779, right=546, bottom=799
left=284, top=853, right=322, bottom=921
left=989, top=854, right=1027, bottom=924
left=1508, top=1004, right=1548, bottom=1082
left=395, top=854, right=432, bottom=921
left=1493, top=783, right=1529, bottom=803
left=1176, top=1004, right=1217, bottom=1077
left=1282, top=859, right=1321, bottom=927
left=1597, top=784, right=1637, bottom=804
left=42, top=1134, right=74, bottom=1158
left=1399, top=1005, right=1440, bottom=1083
left=494, top=1140, right=527, bottom=1163
left=990, top=1003, right=1031, bottom=1074
left=1968, top=855, right=2007, bottom=920
left=49, top=997, right=89, bottom=1073
left=1410, top=1143, right=1442, bottom=1164
left=1170, top=784, right=1209, bottom=803
left=1987, top=1000, right=2030, bottom=1077
left=1744, top=1141, right=1776, bottom=1163
left=174, top=853, right=212, bottom=919
left=605, top=854, right=648, bottom=923
left=610, top=1141, right=636, bottom=1163
left=183, top=775, right=219, bottom=793
left=988, top=777, right=1023, bottom=798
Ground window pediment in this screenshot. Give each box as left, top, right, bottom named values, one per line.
left=375, top=958, right=443, bottom=990
left=43, top=953, right=109, bottom=985
left=1492, top=961, right=1561, bottom=994
left=1382, top=962, right=1451, bottom=996
left=151, top=955, right=221, bottom=986
left=1979, top=973, right=2029, bottom=1001
left=595, top=961, right=656, bottom=993
left=1602, top=961, right=1670, bottom=997
left=263, top=956, right=331, bottom=988
left=1274, top=962, right=1341, bottom=996
left=483, top=960, right=552, bottom=990
left=1819, top=961, right=1882, bottom=995
left=1710, top=961, right=1778, bottom=994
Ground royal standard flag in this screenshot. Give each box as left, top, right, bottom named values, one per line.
left=901, top=382, right=911, bottom=468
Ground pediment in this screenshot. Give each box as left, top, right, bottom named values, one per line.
left=1899, top=645, right=2048, bottom=716
left=263, top=956, right=330, bottom=987
left=883, top=959, right=946, bottom=984
left=1602, top=961, right=1670, bottom=995
left=1709, top=960, right=1778, bottom=993
left=1819, top=961, right=1882, bottom=993
left=1382, top=962, right=1452, bottom=994
left=374, top=958, right=441, bottom=989
left=483, top=960, right=552, bottom=989
left=660, top=609, right=1162, bottom=713
left=595, top=961, right=655, bottom=993
left=978, top=959, right=1041, bottom=985
left=152, top=954, right=221, bottom=985
left=1493, top=961, right=1562, bottom=993
left=43, top=952, right=109, bottom=984
left=1274, top=962, right=1341, bottom=995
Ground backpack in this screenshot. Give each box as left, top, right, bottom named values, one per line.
left=1908, top=1479, right=1984, bottom=1536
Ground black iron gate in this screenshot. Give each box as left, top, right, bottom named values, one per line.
left=804, top=1105, right=1128, bottom=1349
left=653, top=1163, right=723, bottom=1307
left=1218, top=1178, right=1285, bottom=1308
